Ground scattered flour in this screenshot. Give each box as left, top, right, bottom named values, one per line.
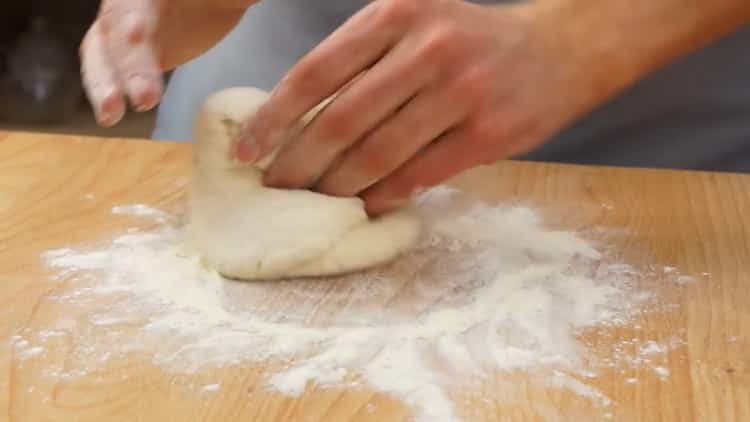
left=201, top=383, right=221, bottom=393
left=17, top=346, right=45, bottom=359
left=111, top=204, right=170, bottom=223
left=32, top=186, right=695, bottom=422
left=676, top=275, right=696, bottom=285
left=653, top=366, right=670, bottom=379
left=548, top=370, right=612, bottom=407
left=639, top=341, right=666, bottom=356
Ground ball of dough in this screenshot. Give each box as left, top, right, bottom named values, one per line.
left=187, top=87, right=421, bottom=281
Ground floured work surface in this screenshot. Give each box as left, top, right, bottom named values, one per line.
left=0, top=131, right=749, bottom=422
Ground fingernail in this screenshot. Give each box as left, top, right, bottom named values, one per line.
left=135, top=92, right=158, bottom=112
left=98, top=109, right=122, bottom=127
left=121, top=13, right=147, bottom=44
left=100, top=89, right=118, bottom=111
left=98, top=94, right=124, bottom=126
left=97, top=113, right=115, bottom=127
left=127, top=75, right=160, bottom=112
left=235, top=136, right=258, bottom=162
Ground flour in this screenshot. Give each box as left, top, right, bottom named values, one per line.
left=653, top=366, right=670, bottom=379
left=639, top=341, right=666, bottom=356
left=35, top=186, right=694, bottom=422
left=548, top=370, right=612, bottom=407
left=201, top=383, right=222, bottom=393
left=111, top=204, right=171, bottom=224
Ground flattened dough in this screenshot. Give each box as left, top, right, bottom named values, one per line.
left=187, top=87, right=421, bottom=280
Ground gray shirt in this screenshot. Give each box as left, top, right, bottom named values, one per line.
left=153, top=0, right=750, bottom=173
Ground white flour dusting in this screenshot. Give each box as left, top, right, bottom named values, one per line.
left=32, top=186, right=695, bottom=421
left=111, top=204, right=170, bottom=223
left=201, top=383, right=222, bottom=393
left=653, top=366, right=670, bottom=379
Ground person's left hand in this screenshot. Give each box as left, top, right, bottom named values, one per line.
left=233, top=0, right=585, bottom=215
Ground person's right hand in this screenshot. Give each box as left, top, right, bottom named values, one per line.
left=80, top=0, right=256, bottom=127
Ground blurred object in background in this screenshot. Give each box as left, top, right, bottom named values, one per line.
left=0, top=0, right=160, bottom=138
left=0, top=3, right=34, bottom=110
left=32, top=0, right=99, bottom=51
left=0, top=17, right=82, bottom=124
left=0, top=0, right=98, bottom=125
left=0, top=3, right=32, bottom=48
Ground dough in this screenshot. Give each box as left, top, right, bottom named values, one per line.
left=187, top=87, right=421, bottom=280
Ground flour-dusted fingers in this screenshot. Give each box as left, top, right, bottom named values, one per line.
left=263, top=39, right=435, bottom=190
left=314, top=85, right=469, bottom=197
left=80, top=22, right=126, bottom=127
left=99, top=0, right=164, bottom=112
left=235, top=0, right=419, bottom=163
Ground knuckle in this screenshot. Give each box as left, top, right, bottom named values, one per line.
left=285, top=62, right=326, bottom=97
left=377, top=119, right=413, bottom=146
left=321, top=152, right=386, bottom=196
left=375, top=0, right=419, bottom=27
left=79, top=30, right=93, bottom=58
left=100, top=5, right=151, bottom=41
left=267, top=159, right=308, bottom=189
left=316, top=170, right=352, bottom=197
left=311, top=111, right=356, bottom=145
left=359, top=147, right=396, bottom=177
left=469, top=116, right=509, bottom=145
left=455, top=65, right=494, bottom=96
left=355, top=126, right=414, bottom=179
left=122, top=14, right=149, bottom=39
left=451, top=65, right=497, bottom=102
left=419, top=23, right=463, bottom=63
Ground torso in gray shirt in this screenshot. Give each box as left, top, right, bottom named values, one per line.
left=153, top=0, right=750, bottom=173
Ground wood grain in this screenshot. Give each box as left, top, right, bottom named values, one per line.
left=0, top=130, right=747, bottom=422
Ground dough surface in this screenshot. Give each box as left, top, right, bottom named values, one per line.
left=187, top=87, right=421, bottom=280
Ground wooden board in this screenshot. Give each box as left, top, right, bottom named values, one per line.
left=0, top=130, right=747, bottom=421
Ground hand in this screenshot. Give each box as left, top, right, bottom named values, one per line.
left=234, top=0, right=590, bottom=215
left=80, top=0, right=254, bottom=127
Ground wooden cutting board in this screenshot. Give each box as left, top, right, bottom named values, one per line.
left=0, top=130, right=747, bottom=422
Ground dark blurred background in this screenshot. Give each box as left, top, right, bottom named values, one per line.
left=0, top=1, right=156, bottom=138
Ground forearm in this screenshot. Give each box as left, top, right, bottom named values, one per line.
left=519, top=0, right=750, bottom=116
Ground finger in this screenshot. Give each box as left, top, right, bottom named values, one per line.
left=235, top=0, right=414, bottom=163
left=263, top=40, right=437, bottom=190
left=361, top=127, right=488, bottom=216
left=99, top=0, right=163, bottom=111
left=80, top=22, right=125, bottom=127
left=314, top=85, right=470, bottom=197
